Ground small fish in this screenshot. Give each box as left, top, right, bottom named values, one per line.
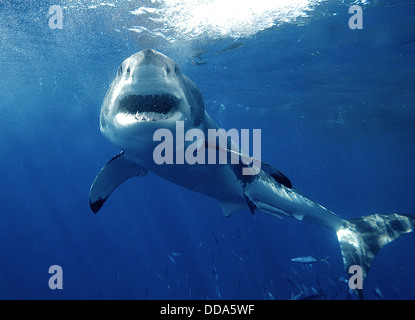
left=243, top=247, right=251, bottom=255
left=171, top=252, right=182, bottom=257
left=316, top=275, right=321, bottom=288
left=169, top=255, right=176, bottom=266
left=191, top=48, right=206, bottom=60
left=310, top=286, right=319, bottom=295
left=264, top=288, right=275, bottom=300
left=232, top=251, right=244, bottom=262
left=337, top=277, right=348, bottom=284
left=291, top=256, right=330, bottom=265
left=290, top=266, right=300, bottom=277
left=215, top=284, right=220, bottom=299
left=373, top=287, right=384, bottom=299
left=156, top=273, right=164, bottom=282
left=281, top=274, right=298, bottom=289
left=291, top=290, right=303, bottom=300
left=215, top=42, right=244, bottom=55
left=192, top=60, right=207, bottom=66
left=212, top=232, right=219, bottom=244
left=346, top=288, right=357, bottom=300
left=213, top=266, right=218, bottom=281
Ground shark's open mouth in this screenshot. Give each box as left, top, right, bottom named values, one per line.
left=118, top=94, right=179, bottom=121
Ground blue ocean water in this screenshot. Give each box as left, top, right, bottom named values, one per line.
left=0, top=0, right=414, bottom=300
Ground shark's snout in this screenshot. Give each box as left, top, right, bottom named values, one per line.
left=134, top=49, right=176, bottom=69
left=119, top=49, right=180, bottom=80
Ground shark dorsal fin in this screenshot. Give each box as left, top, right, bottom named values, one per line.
left=261, top=162, right=292, bottom=189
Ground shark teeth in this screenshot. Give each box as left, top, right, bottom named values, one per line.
left=134, top=111, right=174, bottom=122
left=119, top=94, right=179, bottom=115
left=117, top=94, right=180, bottom=122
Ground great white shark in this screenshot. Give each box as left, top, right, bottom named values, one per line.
left=90, top=49, right=414, bottom=296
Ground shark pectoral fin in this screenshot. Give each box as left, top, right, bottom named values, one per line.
left=218, top=201, right=244, bottom=217
left=89, top=152, right=148, bottom=214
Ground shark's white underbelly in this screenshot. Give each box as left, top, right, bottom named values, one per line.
left=136, top=158, right=246, bottom=204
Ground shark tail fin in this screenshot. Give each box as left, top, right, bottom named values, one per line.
left=336, top=213, right=415, bottom=296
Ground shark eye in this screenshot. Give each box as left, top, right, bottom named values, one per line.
left=165, top=67, right=171, bottom=74
left=126, top=67, right=131, bottom=75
